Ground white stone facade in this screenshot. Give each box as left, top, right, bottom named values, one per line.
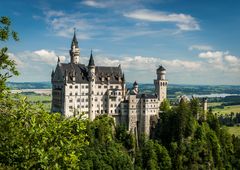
left=51, top=31, right=168, bottom=136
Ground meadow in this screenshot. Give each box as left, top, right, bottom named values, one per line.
left=18, top=92, right=52, bottom=111
left=209, top=102, right=240, bottom=115
left=226, top=126, right=240, bottom=137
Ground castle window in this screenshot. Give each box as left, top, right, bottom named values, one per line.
left=77, top=105, right=80, bottom=108
left=97, top=92, right=99, bottom=95
left=70, top=93, right=72, bottom=96
left=95, top=98, right=97, bottom=101
left=75, top=85, right=78, bottom=88
left=115, top=85, right=118, bottom=88
left=69, top=99, right=73, bottom=102
left=110, top=85, right=113, bottom=89
left=69, top=106, right=73, bottom=109
left=75, top=92, right=78, bottom=95
left=70, top=85, right=72, bottom=89
left=111, top=104, right=113, bottom=107
left=104, top=86, right=107, bottom=88
left=81, top=99, right=84, bottom=102
left=119, top=92, right=121, bottom=95
left=86, top=99, right=88, bottom=102
left=77, top=99, right=80, bottom=102
left=85, top=85, right=88, bottom=88
left=98, top=85, right=101, bottom=88
left=82, top=85, right=84, bottom=89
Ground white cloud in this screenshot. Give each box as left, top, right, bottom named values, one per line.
left=189, top=45, right=213, bottom=51
left=92, top=55, right=201, bottom=72
left=224, top=55, right=239, bottom=64
left=33, top=49, right=66, bottom=65
left=124, top=9, right=200, bottom=31
left=198, top=51, right=225, bottom=60
left=82, top=0, right=106, bottom=8
left=8, top=53, right=25, bottom=68
left=198, top=50, right=240, bottom=72
left=43, top=9, right=92, bottom=39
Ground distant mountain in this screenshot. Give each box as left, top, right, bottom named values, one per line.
left=7, top=82, right=51, bottom=89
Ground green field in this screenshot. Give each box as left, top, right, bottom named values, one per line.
left=226, top=126, right=240, bottom=137
left=15, top=93, right=52, bottom=111
left=211, top=104, right=240, bottom=115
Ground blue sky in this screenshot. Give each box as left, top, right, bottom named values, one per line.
left=1, top=0, right=240, bottom=85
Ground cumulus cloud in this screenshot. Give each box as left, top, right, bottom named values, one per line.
left=13, top=49, right=66, bottom=66
left=124, top=9, right=200, bottom=31
left=33, top=49, right=66, bottom=65
left=198, top=50, right=240, bottom=72
left=189, top=45, right=213, bottom=51
left=224, top=55, right=239, bottom=64
left=92, top=55, right=201, bottom=73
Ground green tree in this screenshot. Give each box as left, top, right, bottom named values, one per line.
left=0, top=96, right=88, bottom=169
left=0, top=16, right=19, bottom=97
left=160, top=99, right=171, bottom=112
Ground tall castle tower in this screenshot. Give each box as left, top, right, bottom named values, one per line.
left=88, top=50, right=95, bottom=121
left=69, top=29, right=80, bottom=64
left=154, top=65, right=168, bottom=104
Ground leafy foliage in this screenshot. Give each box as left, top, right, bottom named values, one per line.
left=0, top=16, right=19, bottom=97
left=0, top=95, right=88, bottom=169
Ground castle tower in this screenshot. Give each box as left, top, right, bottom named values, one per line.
left=132, top=81, right=139, bottom=94
left=88, top=50, right=95, bottom=121
left=69, top=29, right=80, bottom=64
left=202, top=98, right=208, bottom=112
left=154, top=65, right=168, bottom=104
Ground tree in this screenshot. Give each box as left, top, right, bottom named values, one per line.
left=0, top=96, right=88, bottom=169
left=160, top=99, right=171, bottom=112
left=0, top=16, right=19, bottom=97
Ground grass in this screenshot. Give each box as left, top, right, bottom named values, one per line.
left=13, top=93, right=52, bottom=112
left=226, top=126, right=240, bottom=137
left=213, top=105, right=240, bottom=115
left=208, top=102, right=223, bottom=107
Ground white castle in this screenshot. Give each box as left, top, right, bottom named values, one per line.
left=51, top=31, right=168, bottom=136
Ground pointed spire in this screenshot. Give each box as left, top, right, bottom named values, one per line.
left=71, top=28, right=78, bottom=48
left=133, top=81, right=138, bottom=86
left=51, top=69, right=54, bottom=77
left=122, top=73, right=125, bottom=82
left=88, top=49, right=95, bottom=66
left=57, top=56, right=60, bottom=64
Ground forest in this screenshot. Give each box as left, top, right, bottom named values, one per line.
left=1, top=16, right=240, bottom=169
left=1, top=95, right=240, bottom=169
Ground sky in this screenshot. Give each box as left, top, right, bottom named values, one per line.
left=1, top=0, right=240, bottom=85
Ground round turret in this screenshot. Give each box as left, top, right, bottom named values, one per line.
left=157, top=65, right=166, bottom=80
left=132, top=81, right=138, bottom=94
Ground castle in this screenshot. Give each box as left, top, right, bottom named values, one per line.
left=51, top=31, right=168, bottom=136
